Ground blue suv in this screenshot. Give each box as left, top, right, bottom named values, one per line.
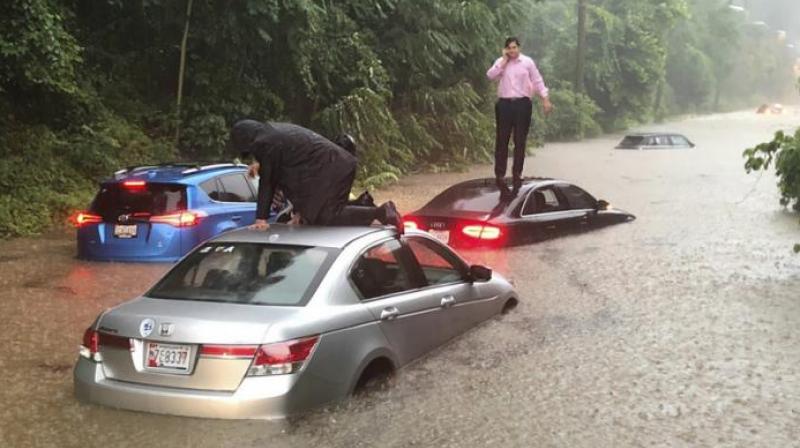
left=74, top=163, right=288, bottom=262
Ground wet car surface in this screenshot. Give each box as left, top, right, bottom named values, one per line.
left=616, top=132, right=695, bottom=150
left=1, top=110, right=799, bottom=447
left=405, top=178, right=634, bottom=247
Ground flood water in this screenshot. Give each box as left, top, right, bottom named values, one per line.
left=1, top=110, right=798, bottom=447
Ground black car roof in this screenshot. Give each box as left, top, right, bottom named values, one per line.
left=624, top=132, right=688, bottom=137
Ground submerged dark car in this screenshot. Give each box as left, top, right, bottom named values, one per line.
left=403, top=178, right=635, bottom=247
left=616, top=133, right=694, bottom=150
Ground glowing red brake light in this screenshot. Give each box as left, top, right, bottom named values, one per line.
left=403, top=219, right=419, bottom=231
left=248, top=336, right=319, bottom=376
left=71, top=211, right=103, bottom=227
left=150, top=210, right=206, bottom=227
left=461, top=224, right=502, bottom=240
left=122, top=180, right=146, bottom=189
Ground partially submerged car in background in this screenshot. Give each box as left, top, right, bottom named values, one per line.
left=74, top=225, right=517, bottom=419
left=71, top=162, right=290, bottom=262
left=403, top=178, right=635, bottom=247
left=615, top=133, right=695, bottom=150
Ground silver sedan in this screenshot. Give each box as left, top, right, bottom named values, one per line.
left=74, top=225, right=518, bottom=419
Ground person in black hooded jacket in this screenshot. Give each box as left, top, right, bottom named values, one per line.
left=229, top=119, right=401, bottom=231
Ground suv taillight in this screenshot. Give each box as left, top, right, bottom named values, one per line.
left=150, top=210, right=207, bottom=227
left=248, top=336, right=319, bottom=376
left=70, top=212, right=103, bottom=227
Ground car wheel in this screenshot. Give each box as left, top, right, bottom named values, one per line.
left=354, top=357, right=395, bottom=395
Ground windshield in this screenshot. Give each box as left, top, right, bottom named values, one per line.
left=91, top=183, right=186, bottom=220
left=147, top=243, right=337, bottom=306
left=424, top=184, right=505, bottom=213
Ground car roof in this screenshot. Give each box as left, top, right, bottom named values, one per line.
left=448, top=177, right=557, bottom=190
left=209, top=224, right=396, bottom=249
left=416, top=177, right=569, bottom=216
left=623, top=132, right=688, bottom=137
left=101, top=162, right=249, bottom=185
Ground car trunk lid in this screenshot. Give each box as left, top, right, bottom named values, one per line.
left=96, top=298, right=300, bottom=391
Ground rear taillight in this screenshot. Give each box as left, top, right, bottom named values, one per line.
left=79, top=328, right=131, bottom=362
left=70, top=212, right=103, bottom=227
left=461, top=224, right=502, bottom=240
left=150, top=210, right=207, bottom=227
left=80, top=328, right=99, bottom=360
left=248, top=336, right=319, bottom=376
left=403, top=218, right=420, bottom=231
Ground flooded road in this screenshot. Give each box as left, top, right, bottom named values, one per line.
left=1, top=110, right=799, bottom=447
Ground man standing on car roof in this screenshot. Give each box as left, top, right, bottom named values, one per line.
left=229, top=120, right=401, bottom=231
left=487, top=37, right=552, bottom=196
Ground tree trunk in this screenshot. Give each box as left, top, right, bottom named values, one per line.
left=575, top=0, right=588, bottom=93
left=174, top=0, right=194, bottom=147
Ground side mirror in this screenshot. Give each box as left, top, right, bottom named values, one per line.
left=597, top=199, right=610, bottom=211
left=469, top=264, right=492, bottom=283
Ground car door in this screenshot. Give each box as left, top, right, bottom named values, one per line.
left=516, top=186, right=576, bottom=242
left=217, top=173, right=258, bottom=227
left=556, top=183, right=600, bottom=233
left=403, top=236, right=494, bottom=339
left=351, top=238, right=447, bottom=365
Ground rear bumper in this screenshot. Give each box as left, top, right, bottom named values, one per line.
left=73, top=358, right=299, bottom=419
left=76, top=253, right=181, bottom=263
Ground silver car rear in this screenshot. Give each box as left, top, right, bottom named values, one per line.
left=74, top=225, right=517, bottom=419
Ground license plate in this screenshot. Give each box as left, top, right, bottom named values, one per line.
left=145, top=342, right=191, bottom=371
left=114, top=224, right=137, bottom=238
left=429, top=230, right=450, bottom=243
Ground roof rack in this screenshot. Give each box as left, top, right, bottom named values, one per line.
left=180, top=163, right=247, bottom=175
left=112, top=162, right=246, bottom=177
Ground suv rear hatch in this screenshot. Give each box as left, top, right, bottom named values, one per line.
left=83, top=182, right=189, bottom=257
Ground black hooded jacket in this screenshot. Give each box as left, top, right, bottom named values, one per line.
left=230, top=120, right=357, bottom=224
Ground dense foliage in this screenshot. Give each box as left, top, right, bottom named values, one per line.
left=744, top=126, right=800, bottom=252
left=0, top=0, right=797, bottom=237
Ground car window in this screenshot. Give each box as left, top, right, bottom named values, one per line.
left=91, top=183, right=186, bottom=220
left=405, top=237, right=464, bottom=286
left=619, top=135, right=644, bottom=147
left=559, top=184, right=597, bottom=210
left=351, top=239, right=415, bottom=299
left=523, top=187, right=563, bottom=215
left=200, top=178, right=223, bottom=201
left=670, top=135, right=689, bottom=146
left=147, top=243, right=336, bottom=306
left=653, top=135, right=669, bottom=145
left=218, top=174, right=256, bottom=202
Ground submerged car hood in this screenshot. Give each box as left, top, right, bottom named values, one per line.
left=98, top=297, right=303, bottom=344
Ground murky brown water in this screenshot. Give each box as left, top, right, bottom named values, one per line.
left=1, top=110, right=798, bottom=447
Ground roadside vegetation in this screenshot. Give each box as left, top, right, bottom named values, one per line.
left=1, top=0, right=797, bottom=237
left=743, top=79, right=800, bottom=252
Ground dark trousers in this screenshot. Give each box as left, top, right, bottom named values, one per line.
left=315, top=169, right=381, bottom=226
left=494, top=97, right=533, bottom=179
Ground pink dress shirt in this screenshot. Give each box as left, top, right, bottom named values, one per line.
left=486, top=54, right=549, bottom=99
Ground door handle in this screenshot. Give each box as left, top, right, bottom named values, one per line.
left=441, top=296, right=456, bottom=308
left=231, top=215, right=242, bottom=221
left=380, top=307, right=399, bottom=321
left=545, top=224, right=557, bottom=230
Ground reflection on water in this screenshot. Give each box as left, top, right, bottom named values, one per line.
left=1, top=109, right=799, bottom=447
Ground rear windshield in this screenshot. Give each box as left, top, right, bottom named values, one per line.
left=619, top=136, right=645, bottom=146
left=91, top=183, right=186, bottom=220
left=147, top=243, right=337, bottom=306
left=424, top=185, right=504, bottom=213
